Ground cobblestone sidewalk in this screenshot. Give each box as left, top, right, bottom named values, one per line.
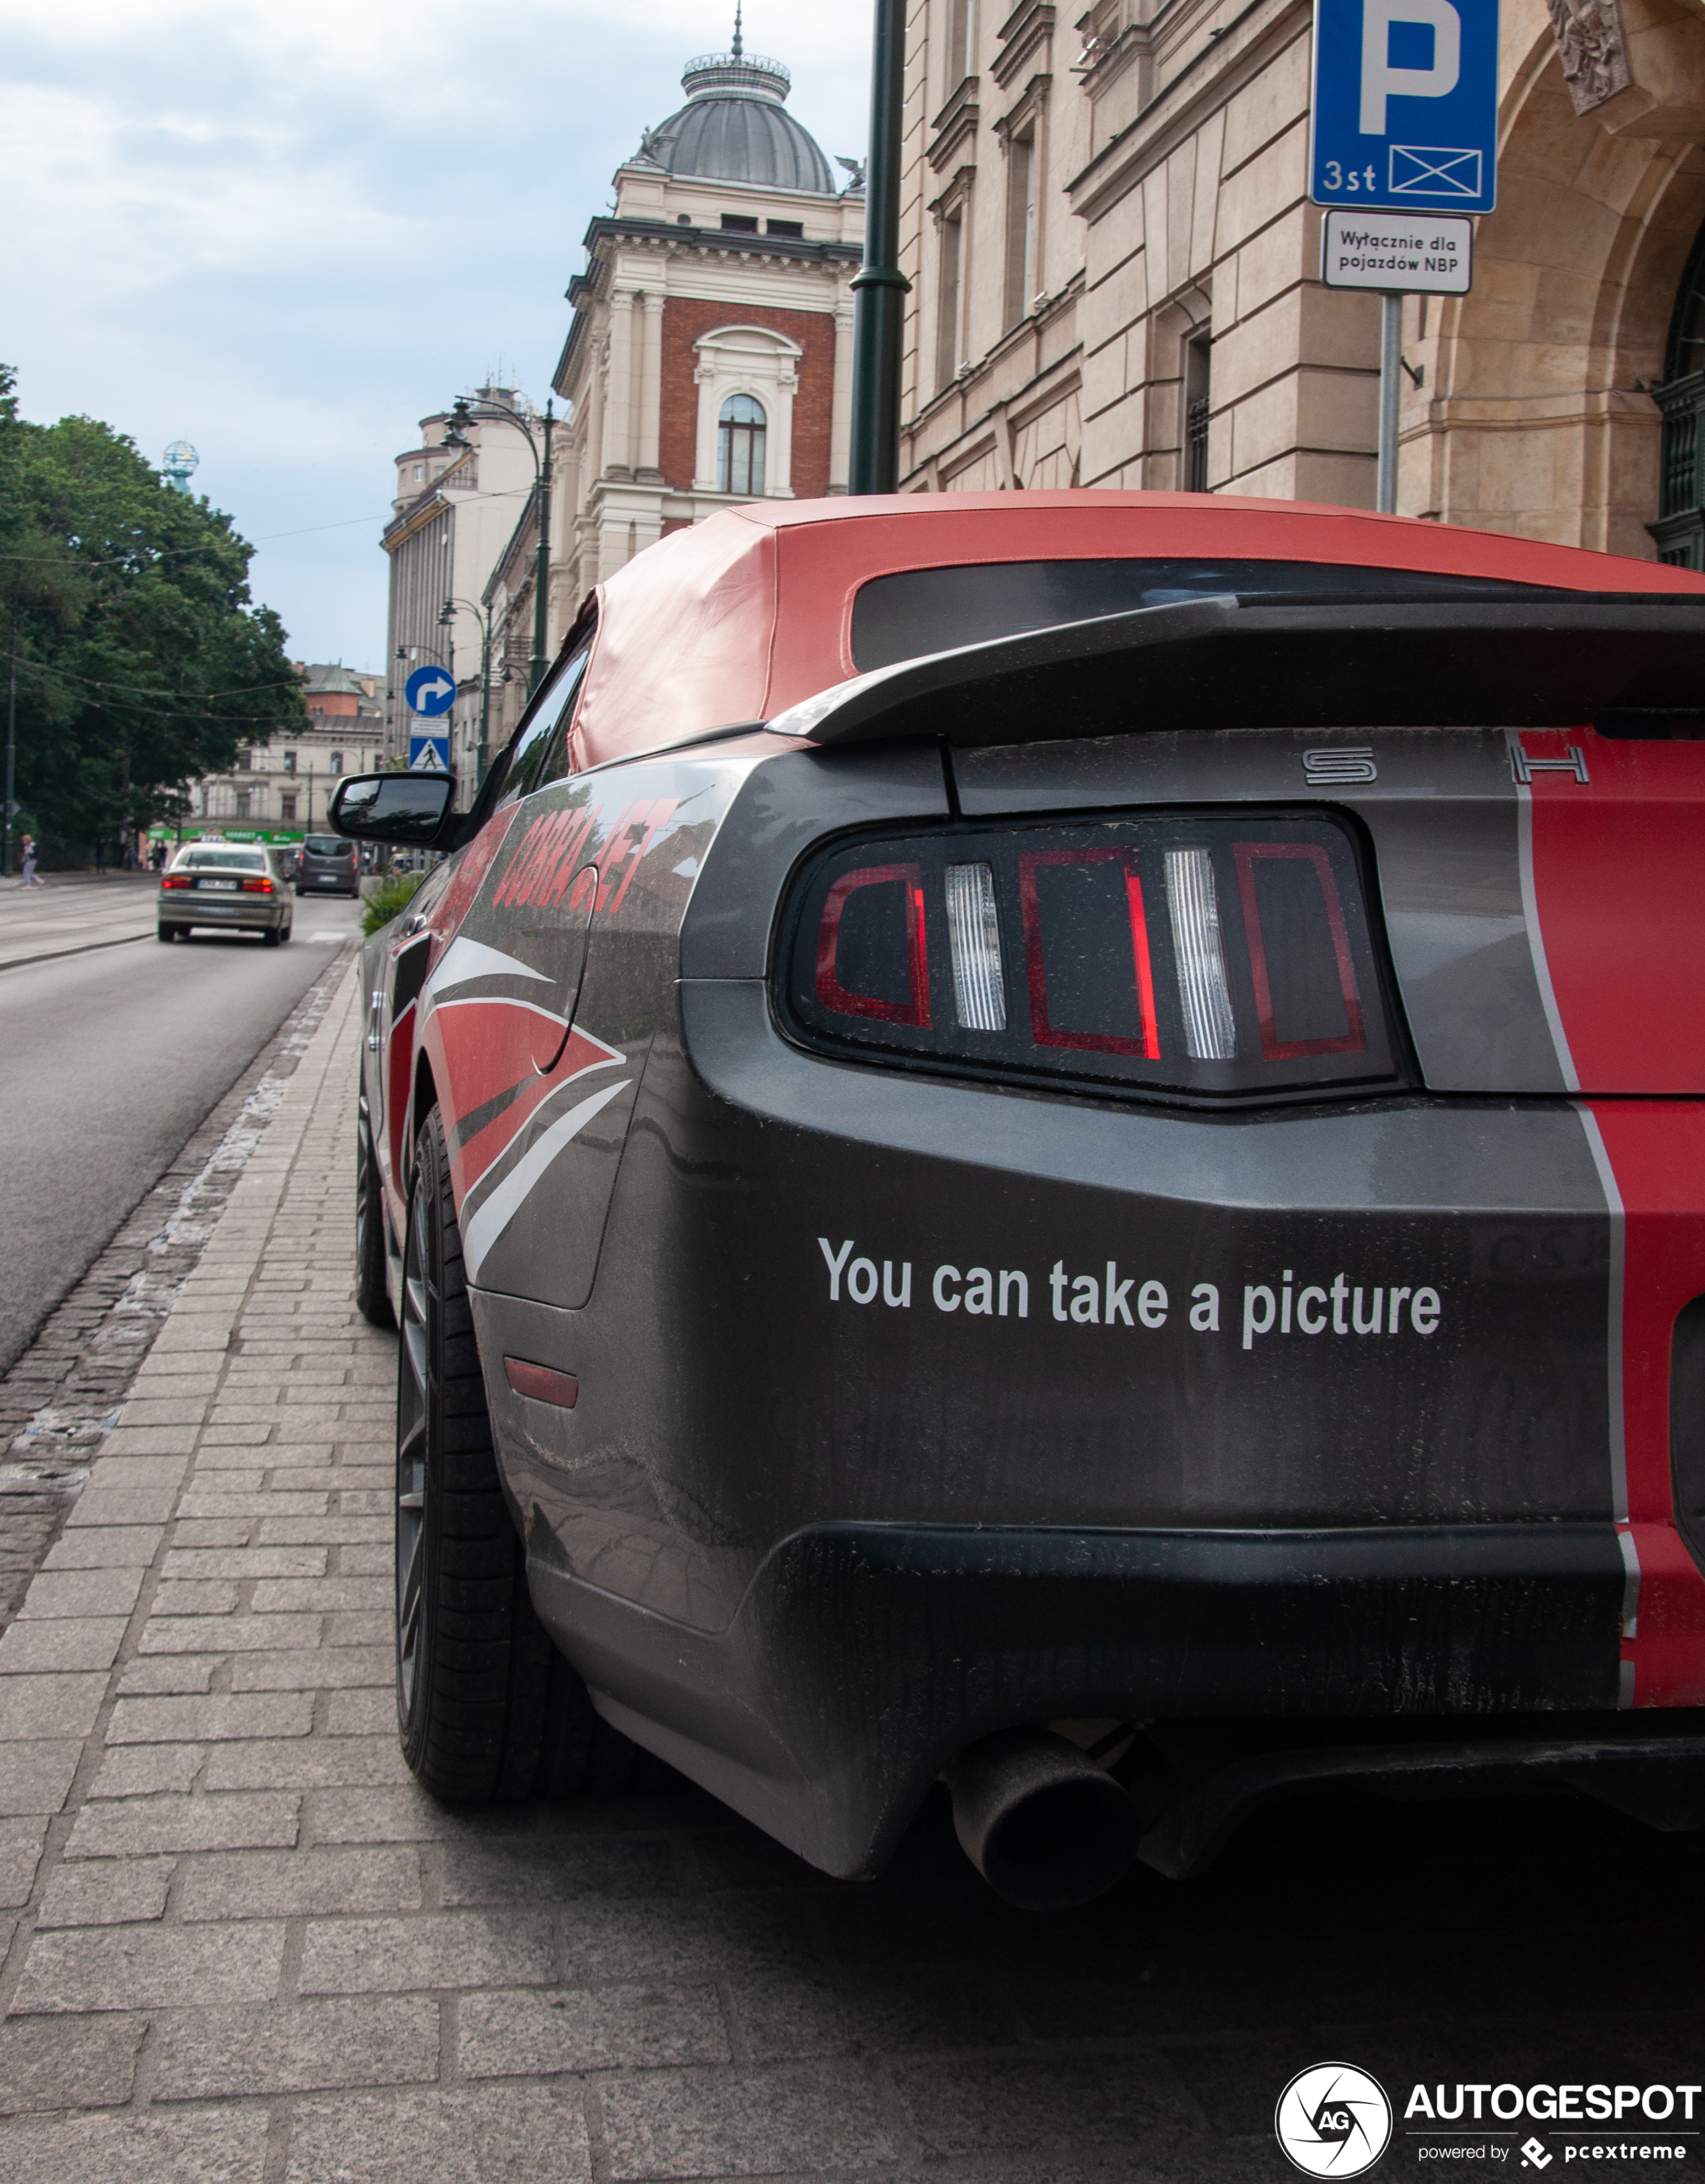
left=1, top=961, right=1700, bottom=2183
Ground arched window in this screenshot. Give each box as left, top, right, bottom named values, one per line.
left=718, top=394, right=767, bottom=496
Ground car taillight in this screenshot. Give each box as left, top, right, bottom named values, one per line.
left=781, top=814, right=1402, bottom=1102
left=162, top=874, right=192, bottom=888
left=240, top=877, right=274, bottom=893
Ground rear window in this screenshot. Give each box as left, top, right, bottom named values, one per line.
left=303, top=837, right=350, bottom=857
left=848, top=559, right=1559, bottom=671
left=175, top=849, right=268, bottom=872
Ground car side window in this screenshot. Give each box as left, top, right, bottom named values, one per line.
left=458, top=628, right=595, bottom=841
left=528, top=648, right=591, bottom=794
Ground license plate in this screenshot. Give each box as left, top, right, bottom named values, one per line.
left=201, top=879, right=239, bottom=891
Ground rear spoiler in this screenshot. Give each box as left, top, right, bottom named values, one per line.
left=766, top=593, right=1705, bottom=748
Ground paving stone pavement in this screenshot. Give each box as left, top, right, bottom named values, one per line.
left=3, top=960, right=1704, bottom=2182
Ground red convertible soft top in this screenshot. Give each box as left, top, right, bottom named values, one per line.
left=570, top=491, right=1705, bottom=770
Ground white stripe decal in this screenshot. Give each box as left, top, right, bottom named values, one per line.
left=461, top=1079, right=630, bottom=1285
left=1512, top=738, right=1632, bottom=1695
left=425, top=935, right=550, bottom=1001
left=1509, top=737, right=1579, bottom=1094
left=1616, top=1523, right=1641, bottom=1642
left=433, top=996, right=567, bottom=1031
left=1575, top=1103, right=1629, bottom=1530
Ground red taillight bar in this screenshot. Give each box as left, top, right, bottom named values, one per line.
left=815, top=863, right=931, bottom=1028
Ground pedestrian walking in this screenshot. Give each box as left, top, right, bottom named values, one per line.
left=19, top=833, right=42, bottom=886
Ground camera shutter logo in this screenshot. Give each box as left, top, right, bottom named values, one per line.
left=1275, top=2062, right=1394, bottom=2177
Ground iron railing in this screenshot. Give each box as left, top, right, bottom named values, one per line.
left=1650, top=371, right=1705, bottom=567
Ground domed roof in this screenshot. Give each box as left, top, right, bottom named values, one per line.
left=637, top=39, right=836, bottom=196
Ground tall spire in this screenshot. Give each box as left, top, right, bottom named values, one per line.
left=732, top=5, right=743, bottom=59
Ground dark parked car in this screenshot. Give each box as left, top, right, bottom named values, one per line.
left=296, top=833, right=360, bottom=896
left=331, top=491, right=1705, bottom=1909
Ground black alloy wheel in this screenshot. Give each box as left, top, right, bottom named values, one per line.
left=393, top=1105, right=627, bottom=1801
left=354, top=1100, right=394, bottom=1330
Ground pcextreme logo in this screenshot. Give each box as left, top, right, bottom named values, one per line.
left=1277, top=2064, right=1395, bottom=2177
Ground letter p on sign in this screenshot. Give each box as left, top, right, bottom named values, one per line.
left=1361, top=0, right=1461, bottom=134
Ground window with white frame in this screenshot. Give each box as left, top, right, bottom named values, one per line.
left=937, top=209, right=964, bottom=390
left=718, top=395, right=767, bottom=495
left=948, top=0, right=977, bottom=87
left=691, top=328, right=801, bottom=499
left=1005, top=128, right=1037, bottom=326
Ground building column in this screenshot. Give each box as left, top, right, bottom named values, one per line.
left=770, top=363, right=799, bottom=497
left=830, top=297, right=855, bottom=493
left=692, top=357, right=719, bottom=490
left=637, top=293, right=665, bottom=481
left=604, top=289, right=637, bottom=477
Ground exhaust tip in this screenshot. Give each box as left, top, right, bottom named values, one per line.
left=948, top=1727, right=1141, bottom=1911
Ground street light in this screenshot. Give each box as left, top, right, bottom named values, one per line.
left=440, top=595, right=495, bottom=788
left=444, top=392, right=554, bottom=696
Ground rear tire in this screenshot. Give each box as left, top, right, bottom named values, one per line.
left=262, top=926, right=283, bottom=947
left=156, top=924, right=175, bottom=943
left=395, top=1107, right=622, bottom=1801
left=354, top=1104, right=395, bottom=1331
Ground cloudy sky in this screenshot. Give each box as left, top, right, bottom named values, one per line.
left=2, top=0, right=871, bottom=669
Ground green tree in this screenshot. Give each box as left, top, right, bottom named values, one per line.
left=0, top=365, right=306, bottom=850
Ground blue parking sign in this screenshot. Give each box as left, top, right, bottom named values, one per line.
left=1312, top=0, right=1499, bottom=216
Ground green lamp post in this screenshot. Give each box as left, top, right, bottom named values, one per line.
left=444, top=394, right=554, bottom=696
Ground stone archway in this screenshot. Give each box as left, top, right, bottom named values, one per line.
left=1399, top=0, right=1705, bottom=557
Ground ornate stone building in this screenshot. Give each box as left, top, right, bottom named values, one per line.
left=381, top=391, right=542, bottom=784
left=469, top=33, right=867, bottom=759
left=897, top=0, right=1705, bottom=564
left=167, top=667, right=386, bottom=845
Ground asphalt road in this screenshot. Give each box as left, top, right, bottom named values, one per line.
left=0, top=880, right=362, bottom=1373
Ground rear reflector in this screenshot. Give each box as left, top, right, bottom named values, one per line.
left=783, top=812, right=1397, bottom=1104
left=504, top=1358, right=579, bottom=1408
left=1164, top=847, right=1236, bottom=1062
left=944, top=862, right=1006, bottom=1031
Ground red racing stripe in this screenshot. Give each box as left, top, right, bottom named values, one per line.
left=1524, top=724, right=1705, bottom=1703
left=452, top=1023, right=627, bottom=1208
left=1521, top=725, right=1705, bottom=1092
left=1579, top=1104, right=1705, bottom=1707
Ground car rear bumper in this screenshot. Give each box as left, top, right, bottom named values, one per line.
left=478, top=980, right=1705, bottom=1875
left=526, top=1518, right=1682, bottom=1877
left=158, top=895, right=287, bottom=928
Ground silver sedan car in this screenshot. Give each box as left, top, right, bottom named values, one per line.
left=157, top=845, right=293, bottom=945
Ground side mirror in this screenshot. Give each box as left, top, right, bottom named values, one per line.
left=328, top=772, right=456, bottom=847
